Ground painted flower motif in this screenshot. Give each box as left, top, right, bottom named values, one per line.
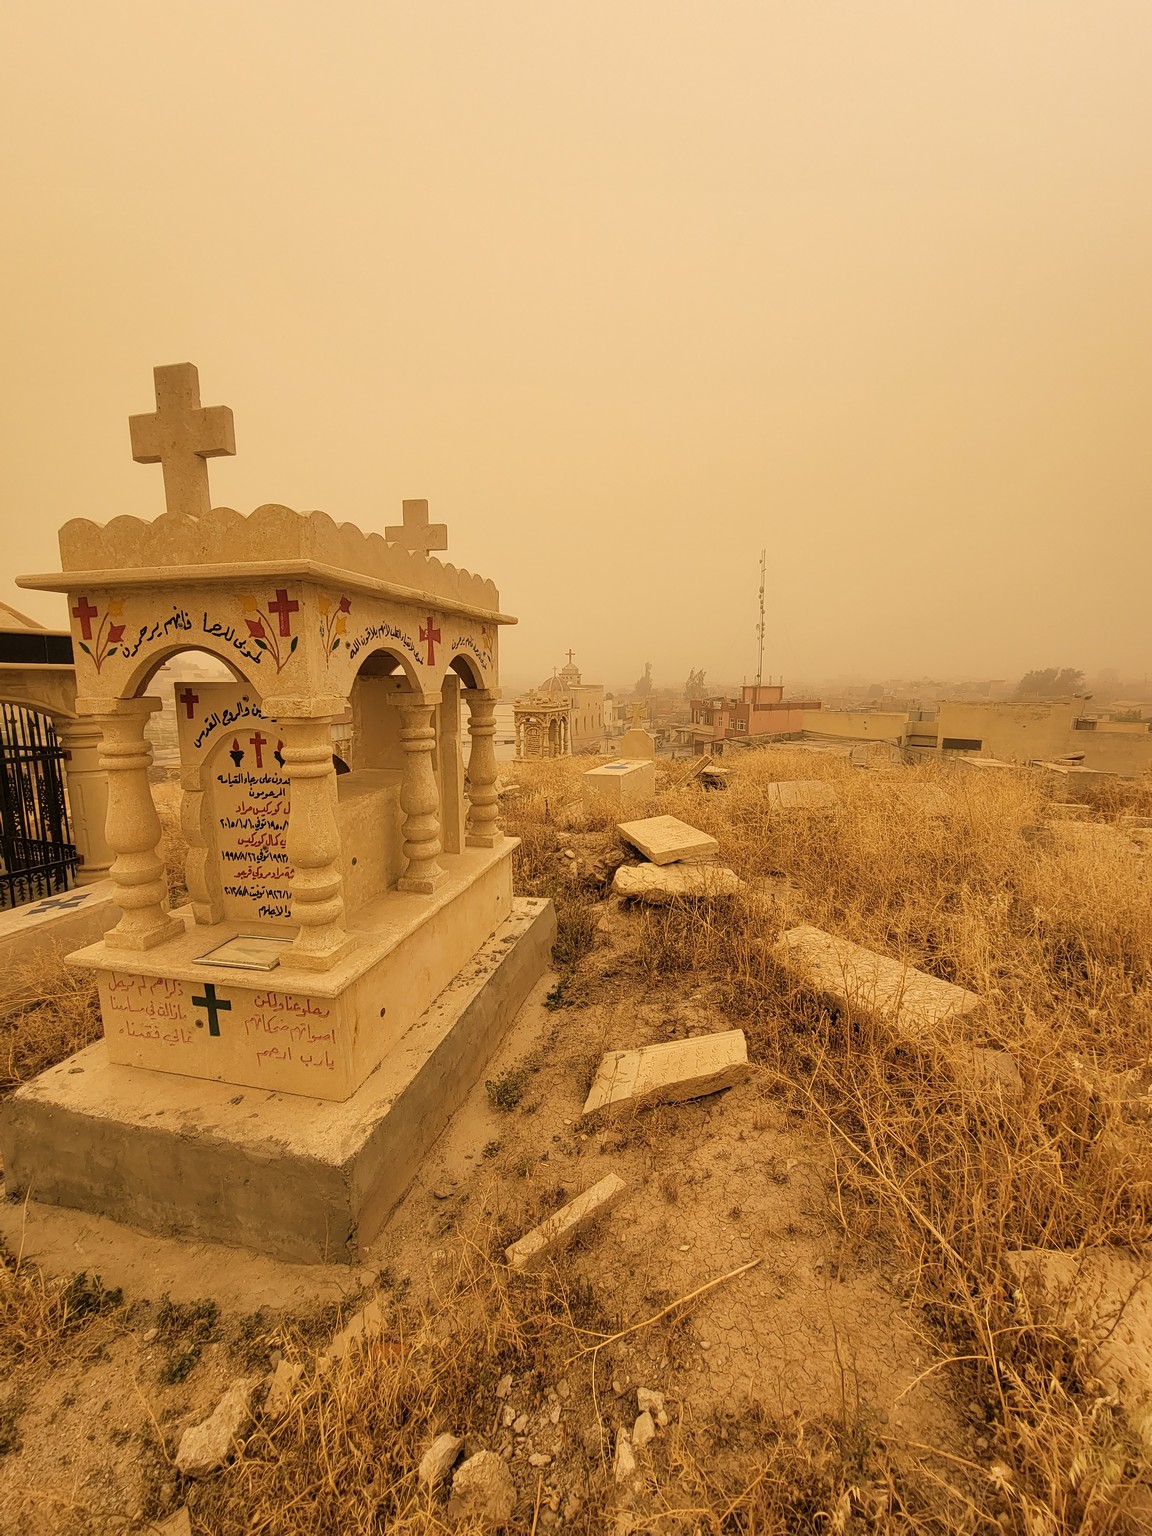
left=239, top=595, right=260, bottom=615
left=107, top=600, right=125, bottom=619
left=246, top=618, right=267, bottom=640
left=317, top=593, right=332, bottom=617
left=107, top=624, right=125, bottom=644
left=320, top=594, right=351, bottom=660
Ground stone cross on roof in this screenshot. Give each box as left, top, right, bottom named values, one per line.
left=385, top=498, right=448, bottom=554
left=129, top=363, right=236, bottom=519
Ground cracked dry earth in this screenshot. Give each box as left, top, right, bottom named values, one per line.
left=388, top=898, right=967, bottom=1458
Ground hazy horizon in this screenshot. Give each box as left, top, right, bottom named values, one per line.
left=4, top=4, right=1150, bottom=690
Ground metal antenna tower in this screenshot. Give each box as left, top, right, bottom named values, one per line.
left=755, top=548, right=766, bottom=691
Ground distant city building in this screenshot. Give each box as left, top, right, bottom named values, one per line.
left=689, top=683, right=821, bottom=753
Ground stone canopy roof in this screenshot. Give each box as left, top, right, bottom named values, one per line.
left=19, top=504, right=512, bottom=626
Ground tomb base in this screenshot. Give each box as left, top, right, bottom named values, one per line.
left=0, top=877, right=120, bottom=973
left=0, top=896, right=555, bottom=1264
left=68, top=842, right=519, bottom=1102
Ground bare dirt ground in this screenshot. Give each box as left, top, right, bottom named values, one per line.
left=2, top=749, right=1151, bottom=1533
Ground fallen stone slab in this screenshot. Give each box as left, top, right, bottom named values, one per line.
left=765, top=780, right=838, bottom=811
left=612, top=863, right=743, bottom=903
left=774, top=926, right=1019, bottom=1096
left=419, top=1431, right=465, bottom=1487
left=775, top=925, right=982, bottom=1039
left=505, top=1173, right=627, bottom=1272
left=583, top=1031, right=749, bottom=1116
left=616, top=815, right=719, bottom=865
left=175, top=1376, right=259, bottom=1477
left=448, top=1449, right=516, bottom=1528
left=1005, top=1246, right=1152, bottom=1451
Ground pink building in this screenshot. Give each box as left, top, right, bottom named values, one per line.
left=690, top=684, right=821, bottom=752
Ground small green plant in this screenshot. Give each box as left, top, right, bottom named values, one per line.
left=156, top=1294, right=219, bottom=1384
left=485, top=1069, right=527, bottom=1111
left=482, top=1139, right=502, bottom=1159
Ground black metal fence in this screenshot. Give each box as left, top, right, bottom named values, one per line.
left=0, top=702, right=77, bottom=909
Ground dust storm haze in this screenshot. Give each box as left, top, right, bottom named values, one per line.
left=2, top=2, right=1150, bottom=694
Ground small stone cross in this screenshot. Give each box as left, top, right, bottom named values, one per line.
left=629, top=703, right=648, bottom=726
left=129, top=363, right=235, bottom=518
left=385, top=499, right=448, bottom=553
left=566, top=649, right=576, bottom=665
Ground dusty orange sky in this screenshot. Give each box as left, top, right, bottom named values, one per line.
left=3, top=3, right=1150, bottom=689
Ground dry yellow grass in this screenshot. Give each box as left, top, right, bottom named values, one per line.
left=4, top=752, right=1152, bottom=1531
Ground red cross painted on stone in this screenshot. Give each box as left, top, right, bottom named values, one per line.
left=420, top=616, right=441, bottom=667
left=178, top=687, right=199, bottom=719
left=249, top=731, right=267, bottom=768
left=71, top=595, right=98, bottom=640
left=268, top=589, right=299, bottom=637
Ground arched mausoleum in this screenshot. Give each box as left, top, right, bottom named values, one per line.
left=2, top=363, right=554, bottom=1261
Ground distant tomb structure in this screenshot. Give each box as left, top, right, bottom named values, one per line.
left=513, top=651, right=605, bottom=759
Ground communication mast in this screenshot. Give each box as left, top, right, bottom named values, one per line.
left=755, top=548, right=766, bottom=692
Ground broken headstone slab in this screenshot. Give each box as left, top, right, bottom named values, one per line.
left=505, top=1173, right=627, bottom=1272
left=174, top=1376, right=259, bottom=1477
left=616, top=814, right=719, bottom=866
left=583, top=1031, right=749, bottom=1116
left=612, top=863, right=743, bottom=903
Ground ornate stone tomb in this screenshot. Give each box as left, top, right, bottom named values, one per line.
left=15, top=363, right=521, bottom=1104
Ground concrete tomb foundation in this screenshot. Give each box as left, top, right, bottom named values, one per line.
left=582, top=758, right=656, bottom=814
left=1, top=361, right=553, bottom=1259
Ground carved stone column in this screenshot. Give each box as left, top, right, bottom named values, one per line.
left=276, top=713, right=354, bottom=970
left=89, top=697, right=181, bottom=950
left=464, top=689, right=502, bottom=849
left=56, top=717, right=113, bottom=885
left=398, top=693, right=448, bottom=893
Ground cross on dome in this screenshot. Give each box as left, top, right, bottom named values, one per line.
left=128, top=363, right=235, bottom=519
left=386, top=499, right=448, bottom=554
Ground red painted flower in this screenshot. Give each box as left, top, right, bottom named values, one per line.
left=245, top=618, right=267, bottom=640
left=107, top=624, right=125, bottom=644
left=338, top=595, right=351, bottom=614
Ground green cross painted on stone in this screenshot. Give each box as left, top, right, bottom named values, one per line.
left=192, top=983, right=231, bottom=1037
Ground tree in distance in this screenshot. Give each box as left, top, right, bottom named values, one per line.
left=1015, top=667, right=1085, bottom=699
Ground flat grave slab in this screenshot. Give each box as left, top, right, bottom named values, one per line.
left=616, top=814, right=719, bottom=866
left=612, top=863, right=743, bottom=903
left=583, top=1029, right=749, bottom=1115
left=765, top=780, right=838, bottom=811
left=0, top=878, right=120, bottom=972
